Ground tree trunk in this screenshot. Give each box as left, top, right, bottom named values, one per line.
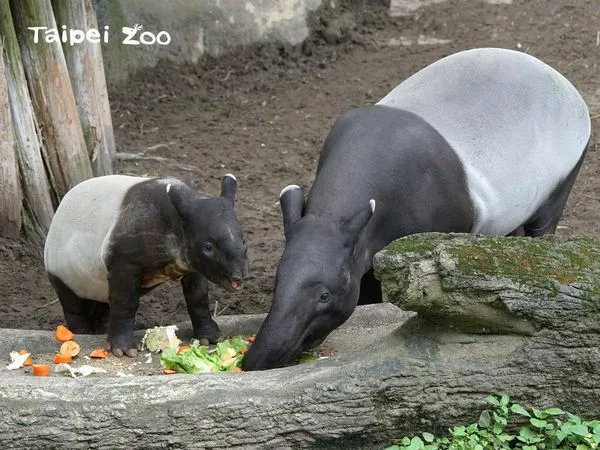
left=52, top=0, right=115, bottom=176
left=0, top=234, right=598, bottom=449
left=0, top=37, right=21, bottom=239
left=10, top=0, right=93, bottom=199
left=0, top=0, right=54, bottom=243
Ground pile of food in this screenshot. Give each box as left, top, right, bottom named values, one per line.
left=6, top=325, right=335, bottom=377
left=160, top=337, right=248, bottom=374
left=6, top=324, right=109, bottom=376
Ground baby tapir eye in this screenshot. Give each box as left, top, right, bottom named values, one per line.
left=203, top=242, right=214, bottom=254
left=318, top=292, right=331, bottom=303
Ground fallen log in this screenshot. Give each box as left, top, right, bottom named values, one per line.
left=0, top=37, right=21, bottom=239
left=0, top=234, right=598, bottom=449
left=0, top=0, right=54, bottom=243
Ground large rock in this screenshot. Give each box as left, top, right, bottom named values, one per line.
left=1, top=233, right=599, bottom=449
left=92, top=0, right=323, bottom=86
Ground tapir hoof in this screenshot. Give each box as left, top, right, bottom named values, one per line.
left=106, top=339, right=141, bottom=358
left=194, top=319, right=224, bottom=345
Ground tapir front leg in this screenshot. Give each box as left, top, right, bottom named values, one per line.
left=106, top=264, right=142, bottom=357
left=182, top=272, right=223, bottom=345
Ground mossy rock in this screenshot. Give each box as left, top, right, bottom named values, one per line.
left=373, top=233, right=600, bottom=333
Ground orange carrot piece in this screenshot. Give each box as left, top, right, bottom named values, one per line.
left=89, top=349, right=109, bottom=359
left=233, top=367, right=242, bottom=373
left=53, top=353, right=72, bottom=364
left=32, top=364, right=50, bottom=377
left=163, top=369, right=177, bottom=375
left=55, top=325, right=74, bottom=342
left=18, top=349, right=32, bottom=366
left=177, top=345, right=191, bottom=354
left=59, top=340, right=81, bottom=357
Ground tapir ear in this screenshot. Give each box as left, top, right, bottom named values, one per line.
left=220, top=174, right=237, bottom=206
left=341, top=199, right=375, bottom=247
left=280, top=185, right=305, bottom=238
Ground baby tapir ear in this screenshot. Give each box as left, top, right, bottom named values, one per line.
left=220, top=174, right=237, bottom=206
left=280, top=185, right=305, bottom=238
left=341, top=199, right=375, bottom=247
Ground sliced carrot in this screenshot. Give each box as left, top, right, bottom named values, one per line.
left=177, top=345, right=191, bottom=354
left=248, top=335, right=256, bottom=343
left=241, top=348, right=247, bottom=355
left=32, top=364, right=50, bottom=377
left=233, top=367, right=242, bottom=373
left=55, top=324, right=74, bottom=342
left=163, top=369, right=177, bottom=375
left=53, top=353, right=73, bottom=364
left=59, top=340, right=81, bottom=357
left=89, top=349, right=109, bottom=359
left=18, top=349, right=32, bottom=366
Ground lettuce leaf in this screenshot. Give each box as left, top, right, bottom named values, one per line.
left=160, top=337, right=248, bottom=374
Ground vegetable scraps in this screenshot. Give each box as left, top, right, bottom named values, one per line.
left=55, top=325, right=74, bottom=342
left=160, top=337, right=247, bottom=374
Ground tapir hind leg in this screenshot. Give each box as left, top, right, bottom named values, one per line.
left=181, top=272, right=223, bottom=345
left=48, top=273, right=109, bottom=334
left=523, top=145, right=587, bottom=237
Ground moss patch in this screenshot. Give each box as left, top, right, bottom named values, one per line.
left=381, top=233, right=600, bottom=300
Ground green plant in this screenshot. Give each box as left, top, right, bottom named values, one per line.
left=386, top=395, right=600, bottom=450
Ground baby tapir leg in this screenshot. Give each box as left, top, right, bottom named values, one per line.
left=181, top=272, right=223, bottom=345
left=106, top=263, right=142, bottom=357
left=48, top=274, right=109, bottom=334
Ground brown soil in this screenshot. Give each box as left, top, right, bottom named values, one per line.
left=1, top=0, right=599, bottom=331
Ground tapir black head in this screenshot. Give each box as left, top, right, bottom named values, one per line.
left=171, top=174, right=249, bottom=292
left=242, top=185, right=374, bottom=371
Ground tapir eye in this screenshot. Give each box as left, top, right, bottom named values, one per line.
left=203, top=242, right=214, bottom=254
left=318, top=292, right=331, bottom=303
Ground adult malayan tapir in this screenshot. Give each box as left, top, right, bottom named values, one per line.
left=44, top=174, right=249, bottom=357
left=242, top=47, right=591, bottom=371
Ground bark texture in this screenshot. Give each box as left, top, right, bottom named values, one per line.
left=0, top=36, right=21, bottom=238
left=0, top=0, right=54, bottom=243
left=52, top=0, right=115, bottom=176
left=10, top=0, right=93, bottom=198
left=0, top=234, right=599, bottom=449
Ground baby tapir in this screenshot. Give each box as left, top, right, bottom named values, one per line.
left=242, top=48, right=591, bottom=371
left=44, top=174, right=249, bottom=357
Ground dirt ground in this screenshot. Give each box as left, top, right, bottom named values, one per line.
left=1, top=0, right=599, bottom=331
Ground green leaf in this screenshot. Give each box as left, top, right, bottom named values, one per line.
left=570, top=424, right=589, bottom=436
left=530, top=418, right=548, bottom=429
left=492, top=422, right=504, bottom=435
left=422, top=432, right=434, bottom=443
left=556, top=430, right=568, bottom=442
left=478, top=410, right=491, bottom=428
left=519, top=427, right=539, bottom=441
left=401, top=437, right=411, bottom=445
left=407, top=436, right=424, bottom=450
left=452, top=426, right=466, bottom=437
left=385, top=446, right=401, bottom=450
left=467, top=423, right=478, bottom=434
left=512, top=404, right=532, bottom=417
left=532, top=407, right=547, bottom=419
left=544, top=407, right=565, bottom=416
left=486, top=396, right=500, bottom=407
left=500, top=395, right=510, bottom=407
